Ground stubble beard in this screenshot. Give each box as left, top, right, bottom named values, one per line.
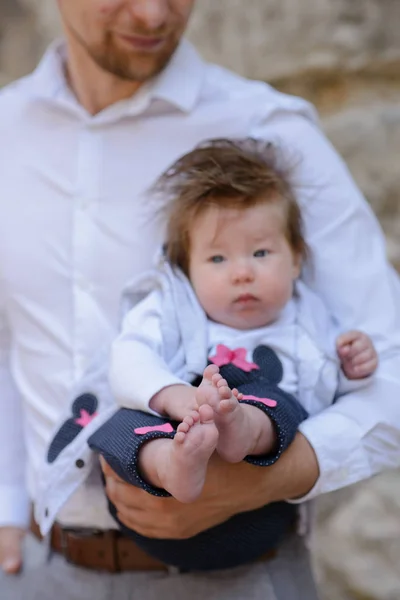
left=71, top=27, right=181, bottom=82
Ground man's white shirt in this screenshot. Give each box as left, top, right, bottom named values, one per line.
left=1, top=39, right=400, bottom=531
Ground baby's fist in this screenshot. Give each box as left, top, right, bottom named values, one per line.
left=337, top=330, right=378, bottom=380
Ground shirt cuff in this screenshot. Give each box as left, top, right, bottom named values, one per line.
left=288, top=412, right=373, bottom=503
left=0, top=485, right=30, bottom=528
left=338, top=370, right=374, bottom=395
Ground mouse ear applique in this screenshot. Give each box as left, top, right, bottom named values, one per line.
left=252, top=345, right=284, bottom=384
left=47, top=393, right=98, bottom=463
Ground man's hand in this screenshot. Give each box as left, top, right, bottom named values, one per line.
left=337, top=330, right=378, bottom=380
left=0, top=527, right=25, bottom=574
left=101, top=432, right=318, bottom=539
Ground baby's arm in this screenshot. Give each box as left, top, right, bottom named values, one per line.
left=110, top=288, right=197, bottom=421
left=89, top=287, right=199, bottom=499
left=336, top=330, right=378, bottom=380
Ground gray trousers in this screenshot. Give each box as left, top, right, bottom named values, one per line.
left=1, top=533, right=320, bottom=600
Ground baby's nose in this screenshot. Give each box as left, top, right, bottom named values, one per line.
left=231, top=262, right=255, bottom=283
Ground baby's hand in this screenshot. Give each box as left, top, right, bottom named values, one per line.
left=336, top=330, right=378, bottom=380
left=149, top=385, right=198, bottom=421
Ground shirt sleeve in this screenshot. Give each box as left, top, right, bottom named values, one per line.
left=0, top=309, right=30, bottom=527
left=109, top=289, right=190, bottom=414
left=251, top=111, right=400, bottom=499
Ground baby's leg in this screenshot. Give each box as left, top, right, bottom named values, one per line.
left=198, top=366, right=277, bottom=463
left=138, top=404, right=218, bottom=503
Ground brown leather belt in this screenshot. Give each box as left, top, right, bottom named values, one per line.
left=31, top=517, right=277, bottom=573
left=31, top=517, right=170, bottom=572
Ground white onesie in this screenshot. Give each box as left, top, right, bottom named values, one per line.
left=109, top=262, right=357, bottom=418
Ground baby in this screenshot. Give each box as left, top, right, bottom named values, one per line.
left=89, top=138, right=377, bottom=570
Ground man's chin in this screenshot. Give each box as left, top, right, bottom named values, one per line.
left=92, top=40, right=179, bottom=82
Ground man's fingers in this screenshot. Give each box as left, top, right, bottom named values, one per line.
left=116, top=511, right=160, bottom=539
left=2, top=555, right=22, bottom=575
left=105, top=477, right=150, bottom=511
left=111, top=485, right=194, bottom=539
left=99, top=457, right=125, bottom=483
left=0, top=527, right=25, bottom=575
left=116, top=498, right=175, bottom=539
left=101, top=459, right=148, bottom=513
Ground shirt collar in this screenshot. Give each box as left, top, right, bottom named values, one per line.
left=28, top=39, right=69, bottom=100
left=27, top=37, right=205, bottom=115
left=148, top=39, right=205, bottom=113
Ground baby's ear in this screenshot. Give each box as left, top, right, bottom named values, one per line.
left=253, top=346, right=283, bottom=384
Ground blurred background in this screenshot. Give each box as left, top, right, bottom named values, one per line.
left=1, top=1, right=400, bottom=598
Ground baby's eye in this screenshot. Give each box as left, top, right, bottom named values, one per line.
left=253, top=249, right=269, bottom=258
left=209, top=255, right=225, bottom=264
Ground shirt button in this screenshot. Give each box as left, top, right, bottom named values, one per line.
left=75, top=459, right=85, bottom=469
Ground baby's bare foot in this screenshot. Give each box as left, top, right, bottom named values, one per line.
left=139, top=405, right=218, bottom=503
left=211, top=372, right=276, bottom=463
left=195, top=364, right=221, bottom=409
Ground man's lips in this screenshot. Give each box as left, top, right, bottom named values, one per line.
left=116, top=33, right=166, bottom=51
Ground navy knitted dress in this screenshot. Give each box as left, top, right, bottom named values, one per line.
left=88, top=344, right=307, bottom=571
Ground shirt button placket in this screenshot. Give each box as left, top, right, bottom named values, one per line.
left=72, top=125, right=102, bottom=382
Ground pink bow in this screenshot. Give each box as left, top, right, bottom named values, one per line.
left=74, top=409, right=98, bottom=427
left=241, top=395, right=277, bottom=408
left=209, top=345, right=259, bottom=372
left=134, top=423, right=174, bottom=435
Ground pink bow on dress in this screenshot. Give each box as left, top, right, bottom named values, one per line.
left=209, top=345, right=260, bottom=372
left=134, top=423, right=174, bottom=435
left=241, top=395, right=277, bottom=408
left=74, top=409, right=98, bottom=427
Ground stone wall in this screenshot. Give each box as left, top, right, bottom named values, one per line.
left=1, top=2, right=400, bottom=598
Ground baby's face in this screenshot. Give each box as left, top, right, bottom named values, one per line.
left=188, top=202, right=301, bottom=330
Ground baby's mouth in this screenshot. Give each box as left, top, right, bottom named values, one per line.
left=234, top=294, right=259, bottom=305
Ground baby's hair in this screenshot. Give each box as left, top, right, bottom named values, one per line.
left=156, top=138, right=307, bottom=276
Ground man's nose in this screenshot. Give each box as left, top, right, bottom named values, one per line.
left=127, top=0, right=169, bottom=30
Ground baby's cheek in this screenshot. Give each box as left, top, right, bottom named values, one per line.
left=272, top=279, right=294, bottom=310
left=201, top=288, right=224, bottom=316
